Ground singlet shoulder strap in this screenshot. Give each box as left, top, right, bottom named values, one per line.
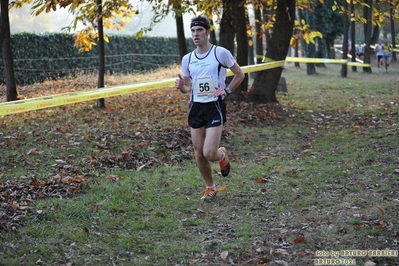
left=213, top=45, right=228, bottom=74
left=213, top=45, right=228, bottom=68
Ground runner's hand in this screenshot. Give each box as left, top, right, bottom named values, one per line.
left=175, top=74, right=184, bottom=90
left=214, top=87, right=227, bottom=97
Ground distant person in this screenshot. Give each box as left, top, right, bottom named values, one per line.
left=174, top=15, right=245, bottom=201
left=374, top=39, right=384, bottom=71
left=342, top=40, right=351, bottom=55
left=382, top=40, right=392, bottom=72
left=356, top=42, right=364, bottom=61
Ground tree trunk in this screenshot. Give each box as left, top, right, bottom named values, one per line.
left=219, top=0, right=235, bottom=54
left=390, top=6, right=396, bottom=62
left=305, top=9, right=316, bottom=74
left=350, top=0, right=356, bottom=72
left=0, top=0, right=6, bottom=49
left=363, top=0, right=372, bottom=73
left=370, top=0, right=380, bottom=44
left=247, top=15, right=254, bottom=67
left=1, top=0, right=18, bottom=101
left=219, top=0, right=235, bottom=101
left=249, top=0, right=295, bottom=103
left=306, top=43, right=316, bottom=74
left=209, top=19, right=217, bottom=45
left=231, top=0, right=248, bottom=99
left=96, top=0, right=105, bottom=108
left=340, top=0, right=348, bottom=78
left=175, top=4, right=188, bottom=60
left=255, top=4, right=263, bottom=65
left=294, top=7, right=301, bottom=67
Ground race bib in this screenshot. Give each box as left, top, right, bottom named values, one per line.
left=192, top=77, right=217, bottom=101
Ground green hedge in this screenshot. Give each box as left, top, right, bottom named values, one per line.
left=0, top=33, right=195, bottom=86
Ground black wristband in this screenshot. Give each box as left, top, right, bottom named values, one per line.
left=224, top=87, right=232, bottom=96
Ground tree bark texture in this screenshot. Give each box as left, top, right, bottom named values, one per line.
left=254, top=6, right=263, bottom=65
left=1, top=0, right=18, bottom=101
left=231, top=0, right=248, bottom=97
left=350, top=0, right=357, bottom=72
left=249, top=0, right=295, bottom=103
left=0, top=0, right=7, bottom=49
left=209, top=19, right=217, bottom=45
left=390, top=7, right=396, bottom=62
left=219, top=0, right=235, bottom=55
left=340, top=0, right=348, bottom=78
left=304, top=9, right=316, bottom=74
left=97, top=0, right=105, bottom=108
left=363, top=0, right=372, bottom=73
left=174, top=4, right=188, bottom=60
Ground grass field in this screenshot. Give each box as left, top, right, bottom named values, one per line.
left=0, top=60, right=398, bottom=266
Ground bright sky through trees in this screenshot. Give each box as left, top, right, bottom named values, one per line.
left=9, top=0, right=193, bottom=37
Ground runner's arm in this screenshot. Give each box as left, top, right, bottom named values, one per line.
left=226, top=63, right=245, bottom=91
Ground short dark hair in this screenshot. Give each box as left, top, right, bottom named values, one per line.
left=190, top=15, right=211, bottom=30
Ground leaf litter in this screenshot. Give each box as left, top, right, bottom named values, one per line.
left=1, top=67, right=399, bottom=265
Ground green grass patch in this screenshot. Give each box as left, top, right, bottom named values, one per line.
left=1, top=62, right=398, bottom=265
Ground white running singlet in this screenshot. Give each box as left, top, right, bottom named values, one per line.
left=181, top=45, right=236, bottom=103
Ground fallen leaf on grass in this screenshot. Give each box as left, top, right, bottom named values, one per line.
left=294, top=236, right=305, bottom=244
left=256, top=177, right=267, bottom=183
left=297, top=252, right=307, bottom=258
left=220, top=250, right=228, bottom=260
left=376, top=205, right=386, bottom=213
left=90, top=205, right=98, bottom=212
left=217, top=186, right=227, bottom=192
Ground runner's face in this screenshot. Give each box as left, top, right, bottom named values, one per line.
left=191, top=26, right=208, bottom=47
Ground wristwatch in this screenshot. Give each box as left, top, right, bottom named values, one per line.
left=224, top=87, right=232, bottom=96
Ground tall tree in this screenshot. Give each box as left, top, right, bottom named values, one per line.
left=254, top=1, right=263, bottom=65
left=219, top=0, right=235, bottom=54
left=249, top=0, right=296, bottom=103
left=232, top=0, right=248, bottom=97
left=96, top=0, right=105, bottom=108
left=363, top=0, right=372, bottom=73
left=1, top=0, right=18, bottom=101
left=173, top=2, right=188, bottom=60
left=389, top=3, right=396, bottom=61
left=32, top=0, right=137, bottom=107
left=340, top=0, right=348, bottom=77
left=0, top=0, right=6, bottom=48
left=304, top=9, right=316, bottom=74
left=350, top=0, right=356, bottom=72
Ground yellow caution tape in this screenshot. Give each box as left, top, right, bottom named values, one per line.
left=0, top=61, right=286, bottom=116
left=285, top=57, right=347, bottom=64
left=0, top=58, right=375, bottom=116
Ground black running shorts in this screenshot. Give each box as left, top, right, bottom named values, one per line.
left=188, top=100, right=226, bottom=129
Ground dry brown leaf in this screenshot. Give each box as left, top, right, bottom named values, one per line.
left=297, top=252, right=307, bottom=258
left=90, top=205, right=98, bottom=212
left=256, top=177, right=266, bottom=183
left=376, top=205, right=386, bottom=213
left=294, top=236, right=305, bottom=244
left=217, top=186, right=227, bottom=191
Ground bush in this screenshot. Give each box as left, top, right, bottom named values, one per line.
left=0, top=33, right=195, bottom=85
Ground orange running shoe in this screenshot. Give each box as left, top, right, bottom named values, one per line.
left=219, top=147, right=231, bottom=177
left=201, top=187, right=217, bottom=200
